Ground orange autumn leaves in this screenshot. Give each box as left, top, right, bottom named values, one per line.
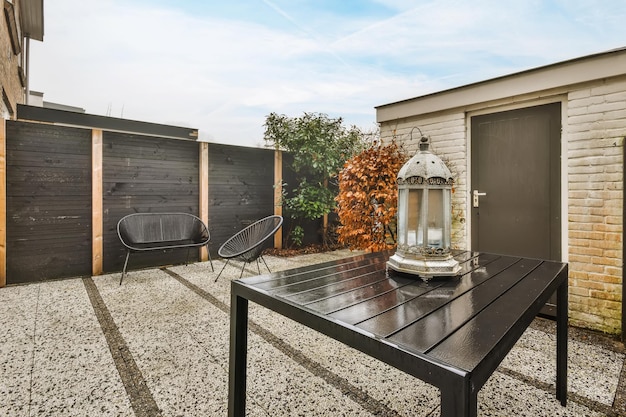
left=336, top=141, right=408, bottom=252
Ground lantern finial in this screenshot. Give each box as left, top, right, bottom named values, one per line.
left=419, top=136, right=429, bottom=151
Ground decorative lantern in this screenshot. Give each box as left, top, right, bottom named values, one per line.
left=387, top=130, right=460, bottom=281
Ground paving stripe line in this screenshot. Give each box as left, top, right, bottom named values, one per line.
left=530, top=318, right=626, bottom=415
left=613, top=357, right=626, bottom=415
left=497, top=366, right=620, bottom=416
left=27, top=284, right=42, bottom=416
left=162, top=267, right=407, bottom=417
left=83, top=277, right=162, bottom=417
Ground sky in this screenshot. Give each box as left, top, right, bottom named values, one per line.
left=30, top=0, right=626, bottom=148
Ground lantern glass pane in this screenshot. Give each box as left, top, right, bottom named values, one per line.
left=407, top=189, right=422, bottom=246
left=427, top=189, right=444, bottom=248
left=443, top=188, right=451, bottom=248
left=397, top=188, right=407, bottom=245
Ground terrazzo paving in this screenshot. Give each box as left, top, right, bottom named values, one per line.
left=1, top=249, right=624, bottom=416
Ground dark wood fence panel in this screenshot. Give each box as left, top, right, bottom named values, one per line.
left=3, top=116, right=310, bottom=283
left=208, top=144, right=275, bottom=250
left=5, top=121, right=92, bottom=283
left=102, top=131, right=200, bottom=273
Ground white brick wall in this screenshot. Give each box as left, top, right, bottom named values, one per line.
left=381, top=112, right=468, bottom=250
left=566, top=79, right=625, bottom=333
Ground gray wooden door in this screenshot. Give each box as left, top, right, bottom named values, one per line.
left=471, top=103, right=561, bottom=282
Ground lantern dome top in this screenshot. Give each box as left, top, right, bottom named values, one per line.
left=397, top=137, right=454, bottom=184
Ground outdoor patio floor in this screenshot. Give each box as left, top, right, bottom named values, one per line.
left=1, top=249, right=625, bottom=416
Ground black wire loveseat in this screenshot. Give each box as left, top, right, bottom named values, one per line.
left=116, top=213, right=213, bottom=284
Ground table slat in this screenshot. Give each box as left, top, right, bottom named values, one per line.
left=272, top=262, right=387, bottom=297
left=353, top=255, right=518, bottom=337
left=304, top=275, right=416, bottom=314
left=254, top=255, right=388, bottom=291
left=388, top=258, right=542, bottom=352
left=427, top=260, right=567, bottom=373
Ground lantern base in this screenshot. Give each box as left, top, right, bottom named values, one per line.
left=387, top=252, right=461, bottom=282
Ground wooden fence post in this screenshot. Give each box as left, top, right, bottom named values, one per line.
left=200, top=142, right=209, bottom=261
left=323, top=178, right=329, bottom=242
left=274, top=148, right=283, bottom=249
left=92, top=129, right=103, bottom=276
left=0, top=119, right=6, bottom=287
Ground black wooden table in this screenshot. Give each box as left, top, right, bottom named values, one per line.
left=228, top=251, right=568, bottom=417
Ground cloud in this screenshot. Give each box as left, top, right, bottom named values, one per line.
left=29, top=0, right=626, bottom=148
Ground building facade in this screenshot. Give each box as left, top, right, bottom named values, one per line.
left=1, top=0, right=43, bottom=118
left=376, top=48, right=626, bottom=336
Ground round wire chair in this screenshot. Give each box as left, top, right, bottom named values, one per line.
left=215, top=215, right=283, bottom=281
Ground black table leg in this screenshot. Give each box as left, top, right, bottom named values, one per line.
left=441, top=377, right=475, bottom=417
left=228, top=290, right=249, bottom=417
left=556, top=270, right=568, bottom=406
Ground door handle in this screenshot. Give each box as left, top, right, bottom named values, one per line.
left=473, top=190, right=487, bottom=208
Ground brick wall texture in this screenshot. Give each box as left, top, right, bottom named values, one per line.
left=566, top=79, right=625, bottom=334
left=380, top=76, right=625, bottom=335
left=0, top=1, right=25, bottom=115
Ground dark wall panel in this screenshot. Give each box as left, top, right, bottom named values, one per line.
left=6, top=121, right=92, bottom=283
left=208, top=144, right=274, bottom=250
left=102, top=131, right=200, bottom=273
left=4, top=118, right=294, bottom=282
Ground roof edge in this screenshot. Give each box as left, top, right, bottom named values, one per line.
left=17, top=105, right=199, bottom=141
left=376, top=47, right=626, bottom=122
